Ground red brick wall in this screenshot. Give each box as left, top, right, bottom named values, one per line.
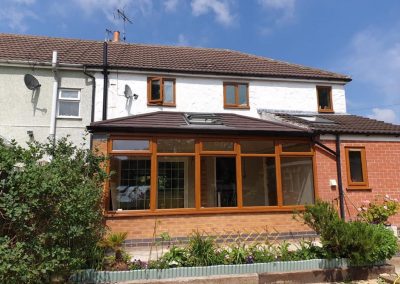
left=316, top=139, right=400, bottom=225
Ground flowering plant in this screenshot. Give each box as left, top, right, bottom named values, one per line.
left=357, top=195, right=400, bottom=225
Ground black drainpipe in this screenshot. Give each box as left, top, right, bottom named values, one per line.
left=83, top=66, right=96, bottom=149
left=335, top=134, right=345, bottom=220
left=102, top=41, right=108, bottom=121
left=313, top=134, right=345, bottom=220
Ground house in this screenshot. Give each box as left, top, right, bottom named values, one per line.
left=1, top=32, right=400, bottom=246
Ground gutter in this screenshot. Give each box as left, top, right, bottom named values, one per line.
left=312, top=135, right=345, bottom=220
left=83, top=66, right=96, bottom=149
left=49, top=51, right=58, bottom=143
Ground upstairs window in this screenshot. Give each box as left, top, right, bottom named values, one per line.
left=317, top=86, right=333, bottom=113
left=345, top=147, right=369, bottom=189
left=223, top=82, right=249, bottom=109
left=57, top=89, right=80, bottom=117
left=147, top=77, right=176, bottom=106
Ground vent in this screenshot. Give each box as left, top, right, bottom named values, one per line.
left=184, top=113, right=223, bottom=125
left=296, top=116, right=337, bottom=124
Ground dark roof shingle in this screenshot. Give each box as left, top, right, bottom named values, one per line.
left=274, top=113, right=400, bottom=135
left=0, top=33, right=351, bottom=81
left=88, top=111, right=311, bottom=136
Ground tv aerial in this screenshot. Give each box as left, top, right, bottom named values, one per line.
left=114, top=8, right=133, bottom=42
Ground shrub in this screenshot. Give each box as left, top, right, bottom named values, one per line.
left=99, top=232, right=129, bottom=270
left=300, top=201, right=398, bottom=265
left=358, top=195, right=400, bottom=225
left=186, top=231, right=222, bottom=266
left=0, top=137, right=108, bottom=283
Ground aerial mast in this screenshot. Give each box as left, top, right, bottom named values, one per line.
left=115, top=8, right=133, bottom=42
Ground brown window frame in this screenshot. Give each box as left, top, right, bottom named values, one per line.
left=147, top=77, right=176, bottom=107
left=344, top=146, right=369, bottom=190
left=104, top=135, right=316, bottom=217
left=223, top=82, right=250, bottom=109
left=316, top=86, right=334, bottom=113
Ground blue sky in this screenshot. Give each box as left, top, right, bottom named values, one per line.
left=2, top=0, right=400, bottom=123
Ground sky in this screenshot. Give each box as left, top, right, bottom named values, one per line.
left=1, top=0, right=400, bottom=123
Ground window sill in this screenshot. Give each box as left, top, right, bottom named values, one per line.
left=104, top=205, right=306, bottom=217
left=224, top=106, right=250, bottom=110
left=57, top=116, right=83, bottom=120
left=346, top=186, right=372, bottom=191
left=147, top=103, right=176, bottom=107
left=318, top=109, right=334, bottom=113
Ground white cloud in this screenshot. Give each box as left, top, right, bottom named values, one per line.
left=258, top=0, right=296, bottom=23
left=73, top=0, right=153, bottom=22
left=0, top=0, right=38, bottom=32
left=191, top=0, right=234, bottom=26
left=340, top=27, right=400, bottom=106
left=164, top=0, right=179, bottom=12
left=177, top=33, right=189, bottom=46
left=368, top=108, right=398, bottom=124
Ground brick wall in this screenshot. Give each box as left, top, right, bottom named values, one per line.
left=316, top=139, right=400, bottom=225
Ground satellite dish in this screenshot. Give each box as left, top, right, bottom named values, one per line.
left=24, top=74, right=41, bottom=90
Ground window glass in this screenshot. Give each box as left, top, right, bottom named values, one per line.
left=317, top=87, right=332, bottom=111
left=157, top=139, right=195, bottom=153
left=60, top=90, right=79, bottom=99
left=157, top=157, right=195, bottom=209
left=109, top=156, right=151, bottom=210
left=203, top=141, right=234, bottom=151
left=281, top=142, right=311, bottom=152
left=225, top=85, right=236, bottom=105
left=238, top=84, right=248, bottom=105
left=281, top=157, right=314, bottom=205
left=58, top=101, right=79, bottom=117
left=201, top=157, right=237, bottom=207
left=241, top=140, right=274, bottom=154
left=349, top=150, right=364, bottom=182
left=112, top=140, right=150, bottom=151
left=242, top=157, right=277, bottom=206
left=151, top=79, right=161, bottom=101
left=163, top=80, right=174, bottom=103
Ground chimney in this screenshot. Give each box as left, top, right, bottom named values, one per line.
left=112, top=31, right=120, bottom=42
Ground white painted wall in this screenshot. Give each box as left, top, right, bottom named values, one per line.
left=0, top=66, right=93, bottom=147
left=94, top=72, right=347, bottom=121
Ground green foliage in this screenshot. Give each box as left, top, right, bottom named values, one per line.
left=186, top=231, right=221, bottom=266
left=99, top=232, right=128, bottom=262
left=300, top=200, right=398, bottom=265
left=357, top=195, right=400, bottom=225
left=248, top=243, right=276, bottom=263
left=0, top=137, right=108, bottom=283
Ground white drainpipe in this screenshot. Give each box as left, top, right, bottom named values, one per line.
left=49, top=51, right=58, bottom=142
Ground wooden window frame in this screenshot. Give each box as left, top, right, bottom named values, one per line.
left=316, top=86, right=334, bottom=113
left=345, top=147, right=369, bottom=190
left=104, top=135, right=316, bottom=217
left=147, top=77, right=176, bottom=107
left=223, top=82, right=250, bottom=109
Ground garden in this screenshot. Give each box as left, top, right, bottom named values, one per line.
left=0, top=137, right=399, bottom=283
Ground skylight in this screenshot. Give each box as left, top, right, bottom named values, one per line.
left=296, top=116, right=337, bottom=124
left=184, top=113, right=223, bottom=125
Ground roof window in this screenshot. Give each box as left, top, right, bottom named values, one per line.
left=184, top=113, right=223, bottom=125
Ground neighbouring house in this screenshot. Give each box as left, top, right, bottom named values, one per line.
left=1, top=32, right=400, bottom=246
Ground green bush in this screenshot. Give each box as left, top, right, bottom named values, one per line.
left=186, top=231, right=222, bottom=266
left=0, top=137, right=108, bottom=283
left=300, top=201, right=398, bottom=265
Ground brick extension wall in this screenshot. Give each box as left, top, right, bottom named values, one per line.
left=93, top=137, right=400, bottom=243
left=316, top=139, right=400, bottom=225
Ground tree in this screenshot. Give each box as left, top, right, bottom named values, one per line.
left=0, top=137, right=108, bottom=283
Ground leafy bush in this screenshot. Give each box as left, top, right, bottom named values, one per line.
left=0, top=137, right=108, bottom=283
left=358, top=195, right=400, bottom=225
left=248, top=243, right=276, bottom=263
left=186, top=231, right=222, bottom=266
left=99, top=232, right=129, bottom=270
left=300, top=201, right=398, bottom=265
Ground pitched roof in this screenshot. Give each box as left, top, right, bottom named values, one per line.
left=272, top=113, right=400, bottom=135
left=0, top=33, right=351, bottom=82
left=88, top=111, right=311, bottom=136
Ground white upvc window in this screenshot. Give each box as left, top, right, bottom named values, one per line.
left=57, top=89, right=80, bottom=118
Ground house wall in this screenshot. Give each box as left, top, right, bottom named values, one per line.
left=93, top=72, right=347, bottom=121
left=316, top=137, right=400, bottom=225
left=0, top=65, right=93, bottom=147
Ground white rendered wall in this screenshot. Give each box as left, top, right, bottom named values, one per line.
left=0, top=66, right=92, bottom=147
left=94, top=72, right=347, bottom=121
